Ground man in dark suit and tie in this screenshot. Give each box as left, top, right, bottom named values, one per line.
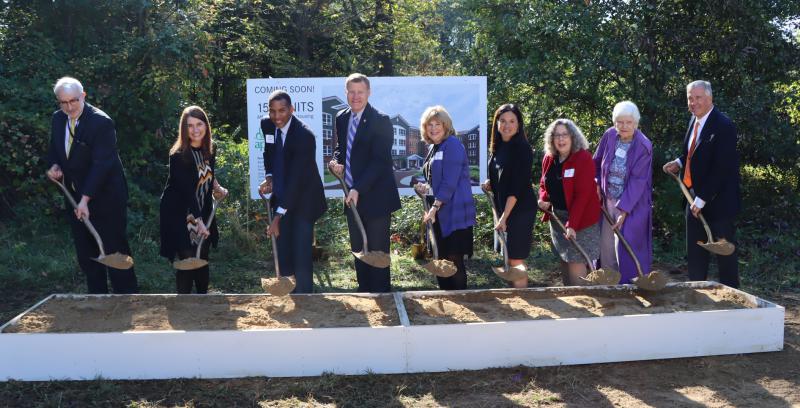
left=45, top=76, right=138, bottom=294
left=259, top=90, right=327, bottom=293
left=328, top=73, right=401, bottom=292
left=663, top=80, right=741, bottom=288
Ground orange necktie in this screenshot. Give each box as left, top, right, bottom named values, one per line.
left=683, top=121, right=700, bottom=188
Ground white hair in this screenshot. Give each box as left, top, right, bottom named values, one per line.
left=612, top=100, right=641, bottom=124
left=686, top=80, right=713, bottom=97
left=53, top=77, right=83, bottom=96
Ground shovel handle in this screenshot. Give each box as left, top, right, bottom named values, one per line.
left=598, top=201, right=644, bottom=278
left=193, top=198, right=218, bottom=259
left=50, top=178, right=107, bottom=257
left=414, top=187, right=441, bottom=260
left=482, top=189, right=510, bottom=269
left=258, top=191, right=282, bottom=278
left=667, top=172, right=715, bottom=242
left=332, top=171, right=370, bottom=251
left=543, top=208, right=596, bottom=272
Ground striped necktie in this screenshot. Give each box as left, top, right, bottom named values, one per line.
left=344, top=113, right=359, bottom=187
left=66, top=118, right=76, bottom=158
left=683, top=121, right=700, bottom=188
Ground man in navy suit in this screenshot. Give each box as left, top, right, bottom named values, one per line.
left=46, top=77, right=138, bottom=294
left=328, top=73, right=401, bottom=292
left=259, top=90, right=327, bottom=293
left=663, top=80, right=741, bottom=287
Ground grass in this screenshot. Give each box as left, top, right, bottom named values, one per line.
left=1, top=164, right=798, bottom=406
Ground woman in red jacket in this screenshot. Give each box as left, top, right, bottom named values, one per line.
left=537, top=119, right=601, bottom=286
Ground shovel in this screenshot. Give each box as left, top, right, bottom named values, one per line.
left=667, top=172, right=735, bottom=256
left=331, top=172, right=391, bottom=268
left=544, top=207, right=620, bottom=285
left=50, top=178, right=134, bottom=270
left=258, top=192, right=296, bottom=296
left=414, top=187, right=457, bottom=277
left=482, top=188, right=528, bottom=281
left=173, top=198, right=218, bottom=271
left=598, top=202, right=667, bottom=291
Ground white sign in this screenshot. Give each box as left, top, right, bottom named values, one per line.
left=246, top=76, right=488, bottom=198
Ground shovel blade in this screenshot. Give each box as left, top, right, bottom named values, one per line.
left=697, top=239, right=735, bottom=256
left=94, top=253, right=134, bottom=270
left=493, top=264, right=528, bottom=282
left=583, top=268, right=620, bottom=286
left=423, top=259, right=457, bottom=277
left=355, top=250, right=391, bottom=268
left=633, top=271, right=669, bottom=291
left=172, top=257, right=208, bottom=271
left=261, top=276, right=296, bottom=296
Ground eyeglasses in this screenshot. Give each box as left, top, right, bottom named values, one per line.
left=553, top=132, right=571, bottom=139
left=57, top=98, right=80, bottom=107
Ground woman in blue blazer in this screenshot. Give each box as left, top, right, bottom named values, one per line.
left=414, top=106, right=476, bottom=290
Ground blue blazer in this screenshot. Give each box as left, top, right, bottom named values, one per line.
left=427, top=135, right=476, bottom=237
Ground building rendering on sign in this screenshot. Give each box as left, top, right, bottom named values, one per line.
left=322, top=95, right=480, bottom=173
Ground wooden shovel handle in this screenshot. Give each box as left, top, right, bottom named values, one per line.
left=193, top=198, right=218, bottom=259
left=332, top=171, right=370, bottom=251
left=482, top=189, right=510, bottom=269
left=50, top=178, right=106, bottom=257
left=543, top=207, right=596, bottom=271
left=598, top=201, right=644, bottom=278
left=415, top=187, right=441, bottom=260
left=259, top=191, right=281, bottom=278
left=667, top=171, right=715, bottom=242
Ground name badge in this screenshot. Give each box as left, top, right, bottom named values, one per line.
left=564, top=168, right=575, bottom=178
left=433, top=151, right=444, bottom=160
left=265, top=134, right=275, bottom=144
left=615, top=148, right=627, bottom=158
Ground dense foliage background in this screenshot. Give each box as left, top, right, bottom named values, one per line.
left=1, top=0, right=799, bottom=293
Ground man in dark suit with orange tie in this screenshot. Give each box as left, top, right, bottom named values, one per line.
left=259, top=90, right=327, bottom=293
left=328, top=73, right=401, bottom=292
left=45, top=76, right=138, bottom=294
left=663, top=80, right=741, bottom=288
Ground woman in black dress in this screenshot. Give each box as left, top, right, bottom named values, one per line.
left=482, top=104, right=536, bottom=288
left=160, top=106, right=227, bottom=294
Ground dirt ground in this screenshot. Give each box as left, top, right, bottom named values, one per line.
left=1, top=288, right=798, bottom=406
left=3, top=294, right=399, bottom=332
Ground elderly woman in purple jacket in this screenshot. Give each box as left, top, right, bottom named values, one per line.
left=593, top=101, right=653, bottom=284
left=414, top=105, right=477, bottom=290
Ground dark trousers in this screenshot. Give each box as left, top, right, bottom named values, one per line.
left=686, top=206, right=739, bottom=288
left=175, top=240, right=211, bottom=294
left=276, top=211, right=315, bottom=293
left=68, top=204, right=138, bottom=294
left=346, top=209, right=391, bottom=293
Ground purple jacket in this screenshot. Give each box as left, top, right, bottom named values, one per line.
left=429, top=135, right=476, bottom=237
left=593, top=127, right=653, bottom=284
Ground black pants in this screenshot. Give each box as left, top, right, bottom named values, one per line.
left=276, top=211, right=314, bottom=293
left=175, top=239, right=211, bottom=294
left=68, top=203, right=138, bottom=294
left=686, top=206, right=739, bottom=288
left=346, top=209, right=391, bottom=293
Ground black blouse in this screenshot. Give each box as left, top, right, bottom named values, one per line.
left=545, top=155, right=568, bottom=210
left=488, top=136, right=535, bottom=213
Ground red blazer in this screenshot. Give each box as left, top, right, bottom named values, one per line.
left=539, top=149, right=600, bottom=231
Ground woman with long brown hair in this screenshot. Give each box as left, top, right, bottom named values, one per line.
left=159, top=106, right=227, bottom=293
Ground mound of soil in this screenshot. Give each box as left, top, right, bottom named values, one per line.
left=3, top=294, right=399, bottom=333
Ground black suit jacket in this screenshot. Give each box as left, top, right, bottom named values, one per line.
left=679, top=107, right=741, bottom=221
left=47, top=103, right=129, bottom=209
left=331, top=103, right=401, bottom=218
left=261, top=116, right=327, bottom=222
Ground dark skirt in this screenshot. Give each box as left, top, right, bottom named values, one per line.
left=505, top=207, right=536, bottom=259
left=431, top=221, right=473, bottom=258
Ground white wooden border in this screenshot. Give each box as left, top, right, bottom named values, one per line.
left=0, top=282, right=784, bottom=381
